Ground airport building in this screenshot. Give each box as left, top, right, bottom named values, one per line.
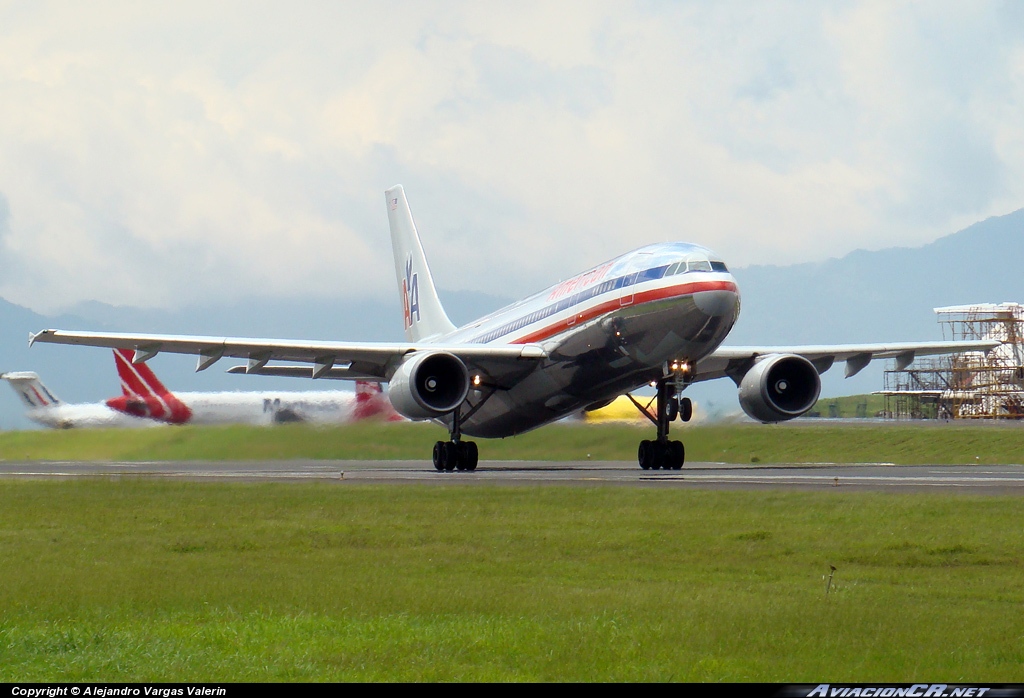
left=880, top=303, right=1024, bottom=419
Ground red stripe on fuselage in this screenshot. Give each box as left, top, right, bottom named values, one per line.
left=509, top=279, right=737, bottom=345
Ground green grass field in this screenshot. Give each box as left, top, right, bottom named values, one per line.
left=1, top=420, right=1023, bottom=465
left=2, top=421, right=1023, bottom=681
left=809, top=393, right=888, bottom=419
left=0, top=480, right=1021, bottom=681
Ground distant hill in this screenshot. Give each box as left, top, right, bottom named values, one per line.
left=2, top=207, right=1022, bottom=428
left=728, top=208, right=1024, bottom=346
left=690, top=207, right=1024, bottom=417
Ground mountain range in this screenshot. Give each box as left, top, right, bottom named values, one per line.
left=2, top=208, right=1022, bottom=428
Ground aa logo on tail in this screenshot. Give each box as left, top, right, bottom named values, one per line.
left=402, top=256, right=420, bottom=330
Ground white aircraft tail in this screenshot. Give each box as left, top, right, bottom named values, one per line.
left=1, top=371, right=63, bottom=409
left=385, top=185, right=456, bottom=342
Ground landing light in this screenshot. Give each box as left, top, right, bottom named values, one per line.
left=473, top=375, right=482, bottom=386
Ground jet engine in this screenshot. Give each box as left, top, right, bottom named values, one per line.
left=388, top=351, right=471, bottom=420
left=737, top=353, right=821, bottom=422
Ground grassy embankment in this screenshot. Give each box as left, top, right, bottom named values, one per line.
left=808, top=393, right=888, bottom=418
left=1, top=420, right=1023, bottom=464
left=0, top=480, right=1021, bottom=681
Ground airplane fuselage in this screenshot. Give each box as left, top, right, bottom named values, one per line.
left=105, top=390, right=368, bottom=425
left=437, top=242, right=740, bottom=437
left=24, top=404, right=153, bottom=429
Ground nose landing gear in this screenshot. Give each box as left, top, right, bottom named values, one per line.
left=627, top=375, right=691, bottom=470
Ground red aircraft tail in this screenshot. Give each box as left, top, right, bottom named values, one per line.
left=354, top=380, right=403, bottom=421
left=106, top=349, right=192, bottom=423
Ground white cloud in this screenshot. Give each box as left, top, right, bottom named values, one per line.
left=0, top=1, right=1021, bottom=312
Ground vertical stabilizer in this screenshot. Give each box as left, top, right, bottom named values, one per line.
left=109, top=349, right=192, bottom=423
left=385, top=185, right=456, bottom=342
left=114, top=349, right=172, bottom=397
left=1, top=372, right=62, bottom=409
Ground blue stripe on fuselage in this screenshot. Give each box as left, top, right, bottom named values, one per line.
left=469, top=263, right=693, bottom=344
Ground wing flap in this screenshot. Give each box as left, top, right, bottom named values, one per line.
left=225, top=365, right=385, bottom=381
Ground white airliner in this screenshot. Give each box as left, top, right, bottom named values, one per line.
left=3, top=349, right=399, bottom=428
left=31, top=185, right=998, bottom=469
left=1, top=369, right=150, bottom=429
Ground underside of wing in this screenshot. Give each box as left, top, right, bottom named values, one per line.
left=695, top=340, right=1002, bottom=384
left=29, top=329, right=547, bottom=385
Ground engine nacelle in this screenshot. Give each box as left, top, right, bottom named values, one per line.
left=737, top=353, right=821, bottom=423
left=388, top=351, right=470, bottom=420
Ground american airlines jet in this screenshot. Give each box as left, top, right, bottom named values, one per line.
left=3, top=349, right=399, bottom=428
left=31, top=186, right=998, bottom=469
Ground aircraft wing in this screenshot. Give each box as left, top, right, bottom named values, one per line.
left=29, top=330, right=547, bottom=385
left=694, top=340, right=1002, bottom=383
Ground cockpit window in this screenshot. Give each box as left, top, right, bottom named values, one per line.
left=667, top=252, right=727, bottom=275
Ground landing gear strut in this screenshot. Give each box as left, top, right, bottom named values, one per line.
left=628, top=377, right=691, bottom=470
left=432, top=404, right=479, bottom=472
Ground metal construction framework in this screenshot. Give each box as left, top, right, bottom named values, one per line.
left=882, top=303, right=1024, bottom=420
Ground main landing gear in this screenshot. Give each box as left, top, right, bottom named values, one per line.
left=628, top=377, right=692, bottom=470
left=432, top=440, right=478, bottom=472
left=432, top=404, right=479, bottom=472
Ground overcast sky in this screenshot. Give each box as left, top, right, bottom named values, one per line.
left=1, top=1, right=1022, bottom=314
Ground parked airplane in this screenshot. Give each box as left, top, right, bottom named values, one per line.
left=1, top=369, right=150, bottom=429
left=31, top=185, right=999, bottom=469
left=3, top=349, right=399, bottom=428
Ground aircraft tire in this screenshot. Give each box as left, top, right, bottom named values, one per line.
left=638, top=440, right=652, bottom=470
left=443, top=441, right=459, bottom=471
left=460, top=441, right=478, bottom=471
left=670, top=440, right=684, bottom=469
left=432, top=441, right=446, bottom=471
left=650, top=442, right=665, bottom=470
left=680, top=397, right=693, bottom=423
left=666, top=397, right=679, bottom=422
left=454, top=442, right=473, bottom=470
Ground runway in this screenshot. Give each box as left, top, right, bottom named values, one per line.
left=1, top=459, right=1024, bottom=493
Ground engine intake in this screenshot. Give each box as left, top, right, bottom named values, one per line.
left=737, top=353, right=821, bottom=422
left=388, top=351, right=470, bottom=420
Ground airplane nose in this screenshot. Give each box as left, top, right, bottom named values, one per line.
left=693, top=286, right=740, bottom=318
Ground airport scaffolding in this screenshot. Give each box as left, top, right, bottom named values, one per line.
left=881, top=303, right=1024, bottom=420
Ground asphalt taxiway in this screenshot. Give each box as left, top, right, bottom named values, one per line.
left=1, top=459, right=1023, bottom=494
